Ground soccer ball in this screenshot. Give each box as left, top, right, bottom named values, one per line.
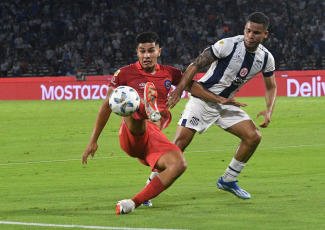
left=109, top=86, right=140, bottom=116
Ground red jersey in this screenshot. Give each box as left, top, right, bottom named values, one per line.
left=109, top=61, right=183, bottom=129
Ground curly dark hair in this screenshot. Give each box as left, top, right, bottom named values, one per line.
left=136, top=32, right=160, bottom=47
left=247, top=12, right=270, bottom=30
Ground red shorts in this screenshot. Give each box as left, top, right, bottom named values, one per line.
left=119, top=119, right=181, bottom=170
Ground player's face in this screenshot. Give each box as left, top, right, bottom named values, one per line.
left=244, top=21, right=268, bottom=52
left=137, top=42, right=161, bottom=73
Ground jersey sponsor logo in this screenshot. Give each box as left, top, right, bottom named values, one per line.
left=254, top=60, right=263, bottom=69
left=164, top=80, right=171, bottom=91
left=139, top=82, right=146, bottom=89
left=239, top=67, right=248, bottom=77
left=190, top=116, right=199, bottom=126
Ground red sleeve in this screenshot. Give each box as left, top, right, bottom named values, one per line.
left=109, top=69, right=126, bottom=88
left=165, top=66, right=183, bottom=86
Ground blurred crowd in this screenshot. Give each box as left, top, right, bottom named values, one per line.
left=0, top=0, right=324, bottom=78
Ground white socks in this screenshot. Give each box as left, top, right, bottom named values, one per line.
left=146, top=171, right=159, bottom=185
left=222, top=157, right=246, bottom=182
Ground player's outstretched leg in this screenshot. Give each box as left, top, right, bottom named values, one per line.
left=217, top=121, right=261, bottom=199
left=116, top=150, right=186, bottom=215
left=144, top=82, right=161, bottom=122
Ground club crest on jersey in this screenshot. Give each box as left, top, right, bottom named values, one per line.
left=164, top=80, right=171, bottom=91
left=218, top=40, right=225, bottom=45
left=239, top=67, right=248, bottom=77
left=255, top=60, right=263, bottom=69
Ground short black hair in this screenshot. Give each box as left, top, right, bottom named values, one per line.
left=136, top=32, right=160, bottom=47
left=247, top=12, right=270, bottom=30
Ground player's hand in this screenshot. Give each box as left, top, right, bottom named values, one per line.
left=256, top=110, right=271, bottom=128
left=219, top=97, right=248, bottom=107
left=82, top=142, right=98, bottom=164
left=167, top=87, right=183, bottom=109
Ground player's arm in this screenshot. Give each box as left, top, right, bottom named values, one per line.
left=168, top=47, right=215, bottom=108
left=82, top=87, right=114, bottom=164
left=186, top=81, right=247, bottom=107
left=257, top=74, right=277, bottom=128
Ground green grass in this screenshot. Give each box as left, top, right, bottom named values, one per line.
left=0, top=97, right=325, bottom=230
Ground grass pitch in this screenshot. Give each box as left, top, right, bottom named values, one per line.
left=0, top=97, right=324, bottom=230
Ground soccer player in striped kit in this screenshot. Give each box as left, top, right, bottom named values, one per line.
left=167, top=12, right=277, bottom=199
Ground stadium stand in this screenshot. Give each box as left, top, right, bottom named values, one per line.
left=0, top=0, right=324, bottom=78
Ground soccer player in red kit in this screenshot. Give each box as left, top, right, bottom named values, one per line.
left=82, top=32, right=245, bottom=214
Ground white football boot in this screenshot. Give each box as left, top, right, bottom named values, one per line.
left=116, top=199, right=135, bottom=215
left=144, top=82, right=161, bottom=122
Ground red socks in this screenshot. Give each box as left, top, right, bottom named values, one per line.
left=131, top=176, right=165, bottom=208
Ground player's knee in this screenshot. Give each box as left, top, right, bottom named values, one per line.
left=178, top=158, right=187, bottom=175
left=248, top=130, right=262, bottom=146
left=169, top=154, right=187, bottom=176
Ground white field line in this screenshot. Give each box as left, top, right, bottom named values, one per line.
left=0, top=156, right=127, bottom=166
left=0, top=221, right=188, bottom=230
left=0, top=144, right=324, bottom=166
left=184, top=143, right=325, bottom=153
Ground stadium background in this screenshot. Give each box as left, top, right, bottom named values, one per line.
left=1, top=1, right=325, bottom=229
left=0, top=0, right=324, bottom=78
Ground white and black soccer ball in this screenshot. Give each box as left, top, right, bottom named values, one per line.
left=109, top=86, right=140, bottom=117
